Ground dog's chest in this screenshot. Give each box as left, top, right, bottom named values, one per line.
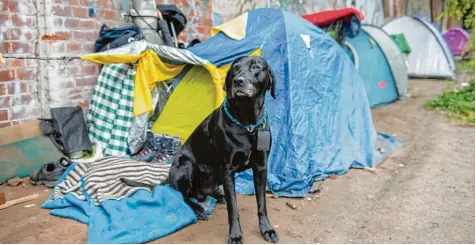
left=226, top=132, right=269, bottom=170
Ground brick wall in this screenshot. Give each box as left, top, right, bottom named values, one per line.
left=0, top=0, right=212, bottom=128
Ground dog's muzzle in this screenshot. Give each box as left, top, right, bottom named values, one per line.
left=232, top=77, right=256, bottom=98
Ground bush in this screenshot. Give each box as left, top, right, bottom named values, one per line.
left=425, top=80, right=475, bottom=125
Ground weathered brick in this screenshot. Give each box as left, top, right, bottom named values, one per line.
left=17, top=1, right=36, bottom=15
left=0, top=109, right=9, bottom=121
left=16, top=69, right=34, bottom=80
left=82, top=43, right=94, bottom=52
left=0, top=96, right=12, bottom=107
left=0, top=121, right=11, bottom=127
left=12, top=94, right=33, bottom=106
left=11, top=59, right=25, bottom=67
left=6, top=82, right=29, bottom=94
left=73, top=31, right=97, bottom=41
left=79, top=19, right=95, bottom=29
left=67, top=66, right=79, bottom=75
left=66, top=42, right=82, bottom=53
left=58, top=79, right=75, bottom=88
left=3, top=42, right=34, bottom=54
left=197, top=26, right=205, bottom=34
left=12, top=15, right=36, bottom=27
left=0, top=13, right=9, bottom=26
left=52, top=5, right=72, bottom=17
left=72, top=6, right=88, bottom=18
left=41, top=31, right=71, bottom=40
left=65, top=18, right=80, bottom=28
left=50, top=41, right=66, bottom=53
left=23, top=30, right=37, bottom=40
left=11, top=106, right=31, bottom=120
left=67, top=0, right=80, bottom=5
left=3, top=28, right=25, bottom=41
left=98, top=9, right=117, bottom=20
left=0, top=0, right=212, bottom=126
left=0, top=69, right=15, bottom=82
left=97, top=0, right=112, bottom=8
left=75, top=77, right=96, bottom=87
left=82, top=65, right=97, bottom=75
left=2, top=1, right=18, bottom=11
left=0, top=84, right=7, bottom=96
left=53, top=17, right=64, bottom=27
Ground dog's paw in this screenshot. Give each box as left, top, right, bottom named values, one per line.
left=195, top=210, right=208, bottom=220
left=261, top=229, right=279, bottom=243
left=216, top=195, right=226, bottom=204
left=228, top=227, right=244, bottom=244
left=228, top=234, right=243, bottom=244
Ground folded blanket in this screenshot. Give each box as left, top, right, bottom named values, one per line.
left=52, top=156, right=170, bottom=204
left=43, top=157, right=216, bottom=243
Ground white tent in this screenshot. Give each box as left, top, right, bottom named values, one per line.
left=382, top=16, right=456, bottom=79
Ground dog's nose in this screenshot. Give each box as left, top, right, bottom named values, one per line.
left=234, top=77, right=245, bottom=85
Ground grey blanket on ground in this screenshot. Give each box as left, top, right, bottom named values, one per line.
left=53, top=156, right=170, bottom=204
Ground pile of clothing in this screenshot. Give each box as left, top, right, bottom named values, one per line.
left=41, top=156, right=217, bottom=243
left=30, top=30, right=204, bottom=244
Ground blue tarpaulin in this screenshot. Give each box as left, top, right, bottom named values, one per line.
left=42, top=163, right=217, bottom=244
left=190, top=8, right=402, bottom=197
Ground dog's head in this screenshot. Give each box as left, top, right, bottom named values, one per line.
left=223, top=56, right=276, bottom=99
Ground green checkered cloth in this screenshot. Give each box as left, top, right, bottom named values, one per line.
left=87, top=64, right=135, bottom=156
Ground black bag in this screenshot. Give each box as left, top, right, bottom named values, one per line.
left=157, top=4, right=187, bottom=35
left=94, top=25, right=144, bottom=52
left=40, top=107, right=93, bottom=155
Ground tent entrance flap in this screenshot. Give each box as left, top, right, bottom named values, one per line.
left=151, top=66, right=217, bottom=143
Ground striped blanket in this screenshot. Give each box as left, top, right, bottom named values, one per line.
left=43, top=156, right=217, bottom=243
left=53, top=156, right=170, bottom=204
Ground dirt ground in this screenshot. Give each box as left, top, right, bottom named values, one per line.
left=0, top=79, right=474, bottom=244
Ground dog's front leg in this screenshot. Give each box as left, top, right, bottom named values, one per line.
left=223, top=168, right=243, bottom=244
left=253, top=160, right=279, bottom=243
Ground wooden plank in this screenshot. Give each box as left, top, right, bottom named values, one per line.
left=0, top=120, right=43, bottom=146
left=431, top=0, right=445, bottom=30
left=0, top=192, right=5, bottom=205
left=406, top=0, right=432, bottom=20
left=395, top=0, right=407, bottom=17
left=0, top=136, right=64, bottom=184
left=0, top=193, right=39, bottom=210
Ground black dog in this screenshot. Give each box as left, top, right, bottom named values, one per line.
left=169, top=56, right=279, bottom=244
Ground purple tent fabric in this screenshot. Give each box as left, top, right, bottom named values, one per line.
left=444, top=27, right=470, bottom=55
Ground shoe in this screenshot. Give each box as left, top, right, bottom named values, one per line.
left=132, top=132, right=160, bottom=162
left=132, top=132, right=181, bottom=163
left=29, top=157, right=72, bottom=188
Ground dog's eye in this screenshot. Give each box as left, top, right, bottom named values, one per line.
left=233, top=65, right=240, bottom=72
left=251, top=64, right=262, bottom=72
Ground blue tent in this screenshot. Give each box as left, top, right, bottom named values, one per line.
left=185, top=8, right=401, bottom=197
left=345, top=24, right=408, bottom=107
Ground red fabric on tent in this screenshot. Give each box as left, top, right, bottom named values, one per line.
left=302, top=8, right=364, bottom=27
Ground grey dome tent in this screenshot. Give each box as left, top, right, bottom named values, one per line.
left=345, top=24, right=408, bottom=107
left=382, top=16, right=456, bottom=79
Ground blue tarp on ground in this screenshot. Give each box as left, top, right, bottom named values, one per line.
left=42, top=163, right=216, bottom=244
left=190, top=8, right=402, bottom=197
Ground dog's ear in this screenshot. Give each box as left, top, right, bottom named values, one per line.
left=266, top=65, right=276, bottom=99
left=223, top=66, right=233, bottom=96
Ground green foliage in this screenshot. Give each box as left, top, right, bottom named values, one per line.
left=439, top=0, right=475, bottom=55
left=427, top=0, right=475, bottom=125
left=425, top=80, right=475, bottom=125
